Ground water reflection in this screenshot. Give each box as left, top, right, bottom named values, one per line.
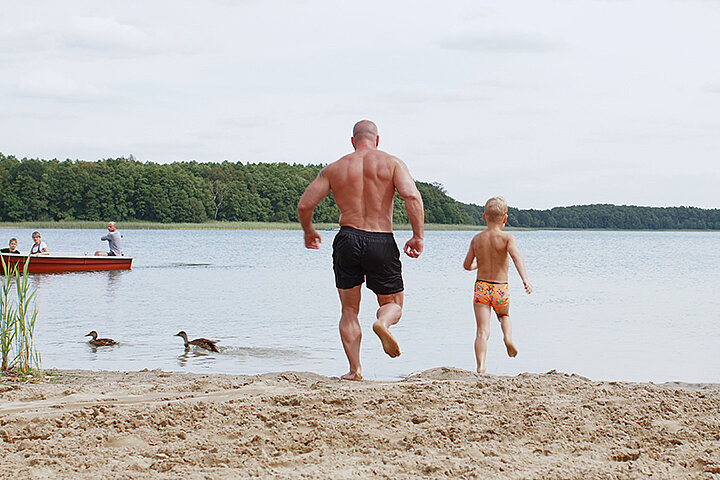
left=104, top=269, right=125, bottom=297
left=177, top=349, right=216, bottom=368
left=88, top=343, right=120, bottom=354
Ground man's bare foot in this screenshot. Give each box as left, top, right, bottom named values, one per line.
left=476, top=366, right=487, bottom=374
left=505, top=340, right=518, bottom=357
left=341, top=371, right=363, bottom=381
left=372, top=321, right=401, bottom=358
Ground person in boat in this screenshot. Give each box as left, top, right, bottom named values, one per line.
left=30, top=231, right=49, bottom=255
left=297, top=120, right=425, bottom=381
left=95, top=221, right=123, bottom=256
left=1, top=238, right=20, bottom=254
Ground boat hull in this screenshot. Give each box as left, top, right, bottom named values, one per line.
left=1, top=254, right=133, bottom=274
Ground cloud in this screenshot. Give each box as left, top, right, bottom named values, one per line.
left=374, top=85, right=484, bottom=104
left=441, top=31, right=562, bottom=53
left=12, top=73, right=115, bottom=102
left=705, top=81, right=720, bottom=93
left=0, top=16, right=182, bottom=59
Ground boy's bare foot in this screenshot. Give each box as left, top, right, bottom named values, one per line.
left=341, top=371, right=363, bottom=381
left=372, top=321, right=401, bottom=358
left=505, top=341, right=518, bottom=357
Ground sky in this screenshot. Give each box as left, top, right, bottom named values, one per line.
left=1, top=0, right=719, bottom=210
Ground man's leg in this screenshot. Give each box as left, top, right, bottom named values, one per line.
left=338, top=286, right=363, bottom=380
left=372, top=292, right=403, bottom=358
left=473, top=303, right=492, bottom=373
left=498, top=314, right=518, bottom=357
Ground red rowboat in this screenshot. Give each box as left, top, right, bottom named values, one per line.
left=1, top=254, right=132, bottom=274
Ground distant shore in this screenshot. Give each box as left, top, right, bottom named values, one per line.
left=0, top=221, right=483, bottom=231
left=3, top=220, right=716, bottom=232
left=1, top=367, right=718, bottom=479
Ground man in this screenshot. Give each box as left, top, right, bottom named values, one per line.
left=297, top=120, right=425, bottom=381
left=95, top=222, right=123, bottom=256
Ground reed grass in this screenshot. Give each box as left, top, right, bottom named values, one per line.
left=0, top=256, right=41, bottom=373
left=0, top=257, right=16, bottom=371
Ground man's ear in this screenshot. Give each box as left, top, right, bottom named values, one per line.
left=503, top=214, right=509, bottom=224
left=351, top=137, right=355, bottom=148
left=375, top=135, right=379, bottom=147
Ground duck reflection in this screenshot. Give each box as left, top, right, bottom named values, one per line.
left=177, top=349, right=215, bottom=368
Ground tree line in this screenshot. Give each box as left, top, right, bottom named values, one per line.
left=0, top=153, right=718, bottom=229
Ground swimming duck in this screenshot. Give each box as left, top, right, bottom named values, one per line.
left=174, top=331, right=219, bottom=352
left=85, top=330, right=118, bottom=346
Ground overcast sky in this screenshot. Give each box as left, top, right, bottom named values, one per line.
left=1, top=0, right=718, bottom=209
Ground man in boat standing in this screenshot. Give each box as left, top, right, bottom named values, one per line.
left=95, top=221, right=123, bottom=256
left=297, top=120, right=425, bottom=381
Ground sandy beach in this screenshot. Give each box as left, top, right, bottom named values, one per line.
left=1, top=367, right=718, bottom=479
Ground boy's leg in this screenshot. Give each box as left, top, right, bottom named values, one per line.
left=473, top=303, right=492, bottom=373
left=373, top=291, right=403, bottom=358
left=338, top=286, right=363, bottom=380
left=497, top=314, right=518, bottom=357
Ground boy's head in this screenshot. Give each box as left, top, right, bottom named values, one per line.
left=484, top=196, right=508, bottom=224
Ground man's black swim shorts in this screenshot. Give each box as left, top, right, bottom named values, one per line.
left=332, top=226, right=403, bottom=295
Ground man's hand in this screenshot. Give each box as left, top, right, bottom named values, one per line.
left=403, top=236, right=423, bottom=258
left=305, top=229, right=322, bottom=249
left=523, top=280, right=533, bottom=294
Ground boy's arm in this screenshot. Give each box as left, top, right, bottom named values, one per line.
left=507, top=235, right=533, bottom=294
left=463, top=241, right=477, bottom=270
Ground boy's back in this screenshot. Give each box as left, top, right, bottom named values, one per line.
left=469, top=229, right=513, bottom=283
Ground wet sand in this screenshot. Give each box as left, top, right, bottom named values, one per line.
left=1, top=367, right=719, bottom=479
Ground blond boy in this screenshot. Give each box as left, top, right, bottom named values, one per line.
left=463, top=197, right=533, bottom=373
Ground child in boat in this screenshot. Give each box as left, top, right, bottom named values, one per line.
left=30, top=231, right=50, bottom=255
left=463, top=196, right=533, bottom=373
left=1, top=238, right=20, bottom=254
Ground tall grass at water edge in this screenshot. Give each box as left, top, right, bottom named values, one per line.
left=0, top=256, right=41, bottom=373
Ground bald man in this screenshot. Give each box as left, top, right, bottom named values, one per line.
left=95, top=221, right=123, bottom=256
left=298, top=120, right=425, bottom=380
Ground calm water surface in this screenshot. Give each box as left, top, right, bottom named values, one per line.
left=7, top=228, right=720, bottom=382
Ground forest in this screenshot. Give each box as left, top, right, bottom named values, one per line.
left=1, top=153, right=718, bottom=230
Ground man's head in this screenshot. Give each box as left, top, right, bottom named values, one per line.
left=108, top=222, right=116, bottom=232
left=351, top=120, right=379, bottom=149
left=484, top=196, right=508, bottom=224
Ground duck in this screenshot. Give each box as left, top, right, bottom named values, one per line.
left=174, top=330, right=219, bottom=352
left=85, top=330, right=118, bottom=346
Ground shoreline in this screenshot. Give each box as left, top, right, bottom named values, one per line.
left=2, top=367, right=719, bottom=479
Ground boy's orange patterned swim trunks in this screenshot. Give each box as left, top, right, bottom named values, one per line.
left=474, top=280, right=510, bottom=316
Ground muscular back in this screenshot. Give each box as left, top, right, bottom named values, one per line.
left=323, top=149, right=401, bottom=232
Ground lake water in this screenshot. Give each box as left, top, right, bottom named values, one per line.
left=5, top=228, right=720, bottom=383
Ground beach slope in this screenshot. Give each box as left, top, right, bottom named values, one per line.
left=1, top=368, right=718, bottom=479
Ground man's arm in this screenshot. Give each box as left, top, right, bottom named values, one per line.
left=393, top=159, right=424, bottom=258
left=297, top=169, right=331, bottom=249
left=507, top=235, right=533, bottom=294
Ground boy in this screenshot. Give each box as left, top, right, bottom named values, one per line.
left=463, top=196, right=533, bottom=373
left=1, top=238, right=20, bottom=254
